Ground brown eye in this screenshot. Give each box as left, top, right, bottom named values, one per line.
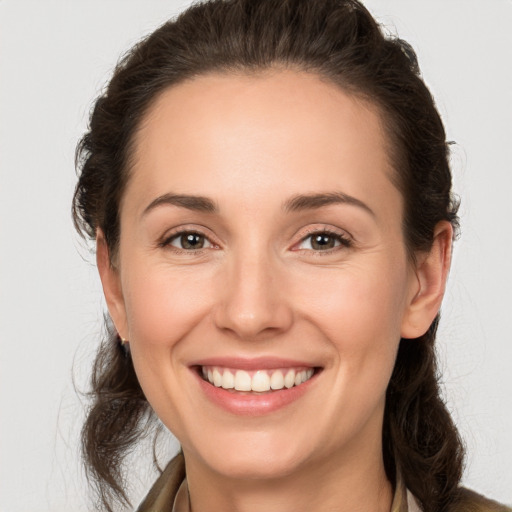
left=168, top=232, right=212, bottom=250
left=297, top=231, right=351, bottom=251
left=311, top=234, right=336, bottom=250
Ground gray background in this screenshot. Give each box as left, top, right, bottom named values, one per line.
left=1, top=1, right=511, bottom=510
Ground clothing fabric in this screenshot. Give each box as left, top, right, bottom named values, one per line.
left=170, top=479, right=422, bottom=512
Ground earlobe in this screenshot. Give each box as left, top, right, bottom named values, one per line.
left=96, top=230, right=129, bottom=340
left=401, top=221, right=453, bottom=339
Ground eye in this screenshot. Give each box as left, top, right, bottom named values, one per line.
left=166, top=231, right=214, bottom=250
left=297, top=231, right=351, bottom=251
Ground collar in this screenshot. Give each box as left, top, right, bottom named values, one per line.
left=171, top=477, right=422, bottom=512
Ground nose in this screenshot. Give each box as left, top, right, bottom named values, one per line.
left=213, top=250, right=294, bottom=341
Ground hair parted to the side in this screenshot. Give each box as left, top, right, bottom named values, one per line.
left=73, top=1, right=463, bottom=511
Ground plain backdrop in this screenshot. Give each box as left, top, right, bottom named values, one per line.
left=1, top=1, right=511, bottom=511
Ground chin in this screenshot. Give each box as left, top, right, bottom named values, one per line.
left=188, top=430, right=314, bottom=481
left=208, top=452, right=305, bottom=481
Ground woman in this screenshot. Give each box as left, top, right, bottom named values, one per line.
left=72, top=1, right=511, bottom=511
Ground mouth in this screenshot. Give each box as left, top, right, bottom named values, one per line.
left=190, top=357, right=322, bottom=415
left=197, top=365, right=317, bottom=394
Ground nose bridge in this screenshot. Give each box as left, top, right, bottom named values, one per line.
left=214, top=238, right=292, bottom=339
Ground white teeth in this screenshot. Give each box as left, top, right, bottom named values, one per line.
left=221, top=369, right=235, bottom=389
left=203, top=366, right=315, bottom=392
left=213, top=368, right=223, bottom=387
left=270, top=370, right=284, bottom=390
left=251, top=371, right=271, bottom=392
left=284, top=370, right=295, bottom=388
left=234, top=370, right=252, bottom=391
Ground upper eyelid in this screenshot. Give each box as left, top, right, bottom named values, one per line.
left=294, top=231, right=352, bottom=250
left=160, top=225, right=219, bottom=245
left=295, top=225, right=353, bottom=242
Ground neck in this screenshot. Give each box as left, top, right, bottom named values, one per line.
left=183, top=429, right=393, bottom=512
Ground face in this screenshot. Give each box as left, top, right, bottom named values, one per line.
left=99, top=70, right=443, bottom=482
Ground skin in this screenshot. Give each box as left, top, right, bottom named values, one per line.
left=97, top=69, right=452, bottom=512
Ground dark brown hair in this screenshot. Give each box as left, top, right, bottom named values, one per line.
left=73, top=1, right=464, bottom=510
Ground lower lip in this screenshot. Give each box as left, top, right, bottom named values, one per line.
left=193, top=369, right=318, bottom=416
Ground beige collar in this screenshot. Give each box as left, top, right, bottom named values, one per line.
left=171, top=478, right=422, bottom=512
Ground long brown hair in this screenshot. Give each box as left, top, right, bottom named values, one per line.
left=73, top=1, right=464, bottom=510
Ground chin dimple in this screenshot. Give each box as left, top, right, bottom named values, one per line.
left=201, top=366, right=315, bottom=392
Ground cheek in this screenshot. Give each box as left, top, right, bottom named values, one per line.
left=122, top=261, right=215, bottom=350
left=119, top=260, right=219, bottom=436
left=292, top=262, right=409, bottom=439
left=291, top=258, right=409, bottom=379
left=301, top=261, right=406, bottom=329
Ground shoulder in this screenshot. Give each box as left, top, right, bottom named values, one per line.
left=446, top=488, right=512, bottom=512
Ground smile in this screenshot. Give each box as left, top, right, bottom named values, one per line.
left=201, top=366, right=315, bottom=393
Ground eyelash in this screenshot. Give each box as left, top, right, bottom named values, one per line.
left=159, top=228, right=353, bottom=254
left=294, top=229, right=353, bottom=253
left=159, top=229, right=215, bottom=254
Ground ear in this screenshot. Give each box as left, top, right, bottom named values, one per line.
left=96, top=230, right=129, bottom=340
left=401, top=221, right=453, bottom=339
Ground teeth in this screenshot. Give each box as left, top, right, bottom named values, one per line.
left=202, top=366, right=315, bottom=392
left=234, top=370, right=252, bottom=391
left=251, top=371, right=270, bottom=392
left=270, top=370, right=284, bottom=390
left=213, top=369, right=223, bottom=387
left=221, top=370, right=234, bottom=389
left=284, top=369, right=295, bottom=388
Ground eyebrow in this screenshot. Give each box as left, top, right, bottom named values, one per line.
left=142, top=191, right=374, bottom=218
left=283, top=192, right=375, bottom=217
left=142, top=193, right=218, bottom=216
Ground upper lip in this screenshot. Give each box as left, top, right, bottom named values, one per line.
left=190, top=356, right=318, bottom=371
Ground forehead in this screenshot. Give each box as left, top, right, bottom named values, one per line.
left=127, top=69, right=400, bottom=220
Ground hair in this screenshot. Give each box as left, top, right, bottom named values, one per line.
left=73, top=1, right=464, bottom=511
